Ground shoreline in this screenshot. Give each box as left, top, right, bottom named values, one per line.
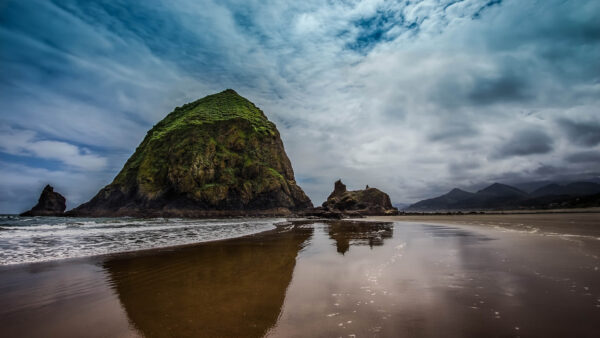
left=2, top=211, right=598, bottom=269
left=4, top=211, right=598, bottom=271
left=365, top=213, right=600, bottom=250
left=0, top=218, right=299, bottom=269
left=365, top=212, right=600, bottom=227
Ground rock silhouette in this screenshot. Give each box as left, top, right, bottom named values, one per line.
left=20, top=185, right=66, bottom=216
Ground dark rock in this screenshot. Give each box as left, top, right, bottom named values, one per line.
left=320, top=180, right=398, bottom=216
left=300, top=206, right=345, bottom=219
left=328, top=179, right=347, bottom=199
left=20, top=185, right=66, bottom=216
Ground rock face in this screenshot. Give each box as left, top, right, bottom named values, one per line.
left=316, top=180, right=398, bottom=216
left=70, top=89, right=312, bottom=217
left=20, top=185, right=66, bottom=216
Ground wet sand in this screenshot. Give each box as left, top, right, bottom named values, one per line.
left=367, top=212, right=600, bottom=235
left=367, top=213, right=600, bottom=256
left=1, top=214, right=599, bottom=337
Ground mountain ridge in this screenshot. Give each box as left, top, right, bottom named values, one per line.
left=407, top=181, right=600, bottom=211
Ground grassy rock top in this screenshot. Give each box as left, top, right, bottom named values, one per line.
left=148, top=89, right=276, bottom=141
left=113, top=89, right=282, bottom=190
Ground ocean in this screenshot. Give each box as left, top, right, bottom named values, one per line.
left=0, top=216, right=283, bottom=265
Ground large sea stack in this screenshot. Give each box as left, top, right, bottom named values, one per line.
left=71, top=89, right=312, bottom=217
left=20, top=185, right=66, bottom=216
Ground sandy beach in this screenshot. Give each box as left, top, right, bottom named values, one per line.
left=1, top=213, right=599, bottom=337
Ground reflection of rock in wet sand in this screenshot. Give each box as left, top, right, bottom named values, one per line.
left=103, top=226, right=312, bottom=338
left=327, top=221, right=393, bottom=254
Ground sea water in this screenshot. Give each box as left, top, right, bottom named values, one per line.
left=0, top=215, right=282, bottom=265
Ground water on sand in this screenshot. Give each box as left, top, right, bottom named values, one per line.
left=0, top=216, right=282, bottom=265
left=0, top=215, right=599, bottom=337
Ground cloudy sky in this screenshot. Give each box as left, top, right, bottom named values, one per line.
left=1, top=0, right=599, bottom=213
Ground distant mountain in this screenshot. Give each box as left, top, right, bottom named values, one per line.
left=467, top=183, right=528, bottom=209
left=520, top=192, right=600, bottom=209
left=531, top=182, right=600, bottom=197
left=513, top=180, right=556, bottom=193
left=476, top=183, right=527, bottom=197
left=406, top=181, right=600, bottom=211
left=530, top=183, right=563, bottom=197
left=407, top=188, right=474, bottom=211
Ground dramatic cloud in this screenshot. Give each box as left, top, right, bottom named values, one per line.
left=557, top=118, right=600, bottom=147
left=0, top=127, right=107, bottom=171
left=494, top=129, right=553, bottom=159
left=566, top=151, right=600, bottom=164
left=1, top=0, right=599, bottom=212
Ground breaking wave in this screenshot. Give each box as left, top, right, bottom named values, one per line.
left=0, top=216, right=282, bottom=265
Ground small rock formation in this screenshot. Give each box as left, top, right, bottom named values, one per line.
left=20, top=185, right=66, bottom=216
left=305, top=180, right=398, bottom=218
left=69, top=89, right=312, bottom=217
left=323, top=179, right=398, bottom=215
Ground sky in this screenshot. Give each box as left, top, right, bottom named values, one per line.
left=1, top=0, right=599, bottom=213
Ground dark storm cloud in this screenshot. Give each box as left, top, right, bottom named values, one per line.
left=532, top=165, right=560, bottom=176
left=557, top=118, right=600, bottom=147
left=467, top=74, right=531, bottom=105
left=427, top=62, right=534, bottom=110
left=447, top=159, right=482, bottom=175
left=427, top=121, right=479, bottom=142
left=565, top=151, right=600, bottom=163
left=494, top=129, right=553, bottom=159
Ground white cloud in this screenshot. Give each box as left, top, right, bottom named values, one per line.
left=0, top=127, right=107, bottom=171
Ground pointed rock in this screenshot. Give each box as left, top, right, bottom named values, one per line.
left=20, top=185, right=66, bottom=216
left=327, top=179, right=347, bottom=200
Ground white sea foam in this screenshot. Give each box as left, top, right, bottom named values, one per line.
left=0, top=216, right=282, bottom=265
